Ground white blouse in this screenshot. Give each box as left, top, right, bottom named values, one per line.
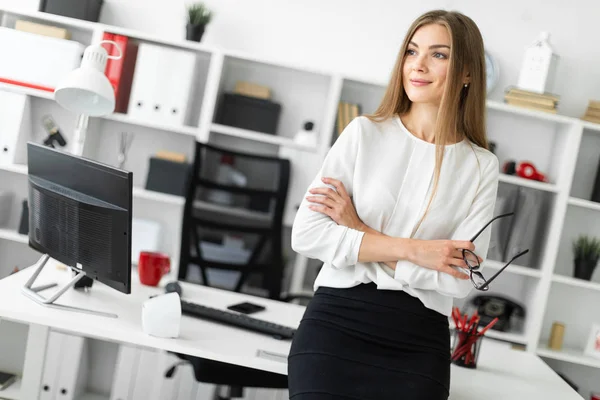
left=291, top=115, right=499, bottom=316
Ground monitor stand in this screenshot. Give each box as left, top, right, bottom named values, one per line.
left=21, top=254, right=118, bottom=318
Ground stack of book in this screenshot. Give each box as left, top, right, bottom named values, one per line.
left=581, top=100, right=600, bottom=124
left=504, top=87, right=559, bottom=114
left=336, top=101, right=361, bottom=136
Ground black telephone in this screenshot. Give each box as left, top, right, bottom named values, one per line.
left=469, top=295, right=525, bottom=332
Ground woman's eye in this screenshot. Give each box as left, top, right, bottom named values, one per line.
left=433, top=52, right=448, bottom=59
left=406, top=49, right=416, bottom=56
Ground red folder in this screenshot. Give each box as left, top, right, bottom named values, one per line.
left=103, top=33, right=138, bottom=113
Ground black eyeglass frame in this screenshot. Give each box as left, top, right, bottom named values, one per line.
left=462, top=212, right=530, bottom=291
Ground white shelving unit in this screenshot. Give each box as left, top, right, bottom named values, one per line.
left=1, top=5, right=600, bottom=398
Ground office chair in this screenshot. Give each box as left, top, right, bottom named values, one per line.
left=178, top=141, right=291, bottom=298
left=174, top=141, right=310, bottom=399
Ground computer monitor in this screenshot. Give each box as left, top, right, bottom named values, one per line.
left=22, top=142, right=132, bottom=317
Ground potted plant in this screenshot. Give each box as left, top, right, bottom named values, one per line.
left=572, top=235, right=600, bottom=280
left=186, top=2, right=213, bottom=42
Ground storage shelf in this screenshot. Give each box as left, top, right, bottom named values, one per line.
left=567, top=196, right=600, bottom=212
left=102, top=113, right=199, bottom=137
left=0, top=82, right=54, bottom=100
left=211, top=123, right=318, bottom=151
left=498, top=173, right=559, bottom=192
left=2, top=6, right=98, bottom=31
left=484, top=259, right=543, bottom=278
left=0, top=84, right=199, bottom=138
left=132, top=187, right=185, bottom=206
left=0, top=228, right=28, bottom=245
left=582, top=120, right=600, bottom=133
left=552, top=274, right=600, bottom=293
left=486, top=99, right=575, bottom=124
left=0, top=376, right=21, bottom=400
left=0, top=163, right=27, bottom=175
left=537, top=343, right=600, bottom=369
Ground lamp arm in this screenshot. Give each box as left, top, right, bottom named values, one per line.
left=71, top=114, right=89, bottom=156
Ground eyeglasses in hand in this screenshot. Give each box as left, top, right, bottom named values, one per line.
left=462, top=212, right=529, bottom=291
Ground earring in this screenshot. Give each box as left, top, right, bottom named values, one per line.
left=464, top=83, right=469, bottom=88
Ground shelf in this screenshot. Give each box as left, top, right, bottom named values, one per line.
left=211, top=123, right=318, bottom=152
left=0, top=84, right=200, bottom=138
left=0, top=164, right=27, bottom=175
left=0, top=170, right=185, bottom=207
left=537, top=343, right=600, bottom=369
left=567, top=196, right=600, bottom=212
left=486, top=99, right=575, bottom=124
left=498, top=173, right=559, bottom=192
left=102, top=113, right=199, bottom=137
left=484, top=259, right=543, bottom=278
left=0, top=228, right=28, bottom=245
left=582, top=120, right=600, bottom=133
left=2, top=6, right=98, bottom=31
left=0, top=82, right=54, bottom=100
left=132, top=187, right=185, bottom=206
left=0, top=376, right=21, bottom=400
left=552, top=274, right=600, bottom=293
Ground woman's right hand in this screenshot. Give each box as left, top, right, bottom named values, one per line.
left=406, top=239, right=481, bottom=279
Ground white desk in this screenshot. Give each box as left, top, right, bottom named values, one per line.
left=0, top=261, right=583, bottom=400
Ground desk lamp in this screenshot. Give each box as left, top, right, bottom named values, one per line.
left=54, top=40, right=121, bottom=156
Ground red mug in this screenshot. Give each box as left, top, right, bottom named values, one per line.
left=138, top=251, right=170, bottom=286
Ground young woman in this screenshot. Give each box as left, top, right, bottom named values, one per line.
left=287, top=10, right=499, bottom=400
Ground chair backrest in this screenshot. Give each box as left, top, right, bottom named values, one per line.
left=178, top=141, right=291, bottom=299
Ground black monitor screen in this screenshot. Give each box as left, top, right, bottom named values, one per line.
left=26, top=143, right=133, bottom=294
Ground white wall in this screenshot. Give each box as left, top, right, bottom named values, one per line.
left=1, top=0, right=599, bottom=117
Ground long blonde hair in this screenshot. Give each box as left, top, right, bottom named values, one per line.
left=367, top=10, right=488, bottom=234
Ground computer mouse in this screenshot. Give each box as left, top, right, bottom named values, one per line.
left=165, top=281, right=182, bottom=296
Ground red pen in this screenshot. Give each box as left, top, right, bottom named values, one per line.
left=477, top=317, right=499, bottom=337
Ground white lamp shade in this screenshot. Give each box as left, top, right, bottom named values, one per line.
left=54, top=68, right=115, bottom=116
left=54, top=43, right=116, bottom=117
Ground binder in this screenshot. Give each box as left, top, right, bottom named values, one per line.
left=127, top=43, right=196, bottom=126
left=103, top=34, right=139, bottom=113
left=39, top=331, right=66, bottom=400
left=130, top=348, right=160, bottom=400
left=194, top=381, right=215, bottom=399
left=156, top=352, right=181, bottom=400
left=55, top=334, right=88, bottom=400
left=0, top=91, right=31, bottom=166
left=110, top=344, right=141, bottom=400
left=504, top=188, right=547, bottom=268
left=175, top=364, right=196, bottom=400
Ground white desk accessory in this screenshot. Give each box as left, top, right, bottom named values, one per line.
left=142, top=292, right=182, bottom=338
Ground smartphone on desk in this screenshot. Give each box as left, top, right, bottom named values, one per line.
left=227, top=302, right=266, bottom=315
left=0, top=371, right=17, bottom=391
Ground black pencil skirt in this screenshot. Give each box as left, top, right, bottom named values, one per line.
left=287, top=283, right=451, bottom=400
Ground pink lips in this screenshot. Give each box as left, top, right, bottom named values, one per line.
left=410, top=79, right=431, bottom=87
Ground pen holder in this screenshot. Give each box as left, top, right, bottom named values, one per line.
left=451, top=329, right=482, bottom=369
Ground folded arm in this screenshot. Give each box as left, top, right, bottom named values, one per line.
left=291, top=118, right=367, bottom=269
left=393, top=155, right=500, bottom=298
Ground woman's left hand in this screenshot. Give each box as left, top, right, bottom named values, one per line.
left=306, top=177, right=365, bottom=231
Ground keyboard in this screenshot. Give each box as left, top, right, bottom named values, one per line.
left=180, top=300, right=296, bottom=340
